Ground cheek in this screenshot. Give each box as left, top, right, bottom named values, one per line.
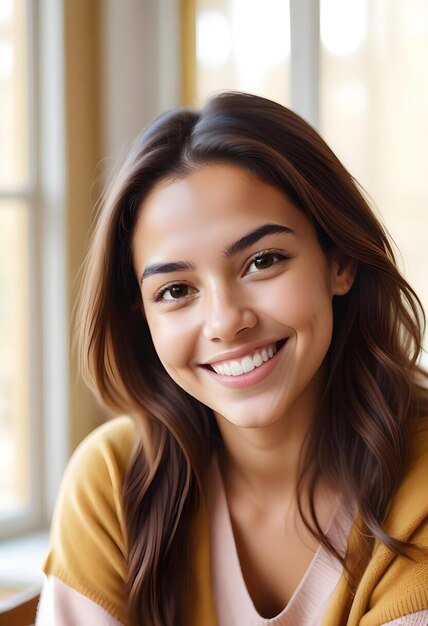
left=294, top=281, right=334, bottom=356
left=261, top=272, right=333, bottom=329
left=145, top=312, right=196, bottom=371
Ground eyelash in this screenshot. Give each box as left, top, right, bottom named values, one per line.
left=152, top=283, right=197, bottom=304
left=152, top=249, right=290, bottom=305
left=245, top=249, right=290, bottom=274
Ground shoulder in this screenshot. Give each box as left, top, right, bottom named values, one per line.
left=409, top=415, right=428, bottom=465
left=54, top=415, right=138, bottom=528
left=377, top=417, right=428, bottom=559
left=359, top=419, right=428, bottom=623
left=42, top=416, right=139, bottom=625
left=389, top=417, right=428, bottom=529
left=324, top=421, right=428, bottom=626
left=68, top=414, right=137, bottom=465
left=63, top=415, right=137, bottom=486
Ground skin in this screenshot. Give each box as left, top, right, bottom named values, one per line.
left=132, top=163, right=355, bottom=615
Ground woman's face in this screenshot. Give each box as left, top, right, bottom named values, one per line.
left=132, top=164, right=352, bottom=429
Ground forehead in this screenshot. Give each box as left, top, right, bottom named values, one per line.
left=132, top=164, right=311, bottom=262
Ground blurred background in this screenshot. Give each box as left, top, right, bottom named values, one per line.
left=0, top=0, right=427, bottom=590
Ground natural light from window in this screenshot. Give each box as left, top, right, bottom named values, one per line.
left=0, top=0, right=31, bottom=518
left=195, top=0, right=290, bottom=106
left=320, top=0, right=428, bottom=361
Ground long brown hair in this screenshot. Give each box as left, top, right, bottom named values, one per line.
left=76, top=92, right=428, bottom=625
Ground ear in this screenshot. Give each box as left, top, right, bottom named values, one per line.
left=330, top=252, right=357, bottom=296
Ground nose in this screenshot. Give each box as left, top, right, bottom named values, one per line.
left=202, top=285, right=257, bottom=341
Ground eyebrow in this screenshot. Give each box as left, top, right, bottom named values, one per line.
left=224, top=223, right=293, bottom=257
left=140, top=223, right=293, bottom=285
left=141, top=261, right=196, bottom=284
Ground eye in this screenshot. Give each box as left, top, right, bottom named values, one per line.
left=246, top=251, right=289, bottom=274
left=154, top=283, right=196, bottom=303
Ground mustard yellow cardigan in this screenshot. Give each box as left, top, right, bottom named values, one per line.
left=43, top=417, right=428, bottom=625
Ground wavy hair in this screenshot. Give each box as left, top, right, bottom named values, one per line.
left=76, top=92, right=428, bottom=625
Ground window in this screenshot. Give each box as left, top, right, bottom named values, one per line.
left=0, top=0, right=95, bottom=546
left=0, top=0, right=41, bottom=536
left=320, top=0, right=428, bottom=357
left=191, top=0, right=291, bottom=106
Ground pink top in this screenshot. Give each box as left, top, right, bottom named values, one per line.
left=35, top=576, right=428, bottom=625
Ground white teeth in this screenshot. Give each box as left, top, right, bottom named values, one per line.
left=253, top=352, right=263, bottom=367
left=209, top=342, right=280, bottom=377
left=230, top=361, right=244, bottom=376
left=242, top=356, right=255, bottom=373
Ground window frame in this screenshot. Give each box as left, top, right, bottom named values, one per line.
left=0, top=0, right=42, bottom=538
left=0, top=0, right=69, bottom=539
left=184, top=0, right=321, bottom=128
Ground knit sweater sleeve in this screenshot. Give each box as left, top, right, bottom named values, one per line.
left=41, top=416, right=137, bottom=626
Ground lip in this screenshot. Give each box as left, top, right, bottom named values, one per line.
left=201, top=337, right=288, bottom=366
left=199, top=339, right=288, bottom=389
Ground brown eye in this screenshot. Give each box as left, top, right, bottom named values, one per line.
left=246, top=252, right=289, bottom=275
left=157, top=283, right=196, bottom=302
left=254, top=255, right=275, bottom=270
left=169, top=285, right=188, bottom=299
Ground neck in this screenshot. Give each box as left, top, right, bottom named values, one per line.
left=214, top=378, right=323, bottom=512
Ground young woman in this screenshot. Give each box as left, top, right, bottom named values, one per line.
left=36, top=92, right=428, bottom=626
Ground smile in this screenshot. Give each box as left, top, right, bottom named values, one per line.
left=209, top=342, right=278, bottom=376
left=203, top=339, right=288, bottom=378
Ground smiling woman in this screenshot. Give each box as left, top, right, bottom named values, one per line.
left=36, top=92, right=428, bottom=626
left=133, top=165, right=353, bottom=430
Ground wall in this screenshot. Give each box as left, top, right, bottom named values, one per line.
left=63, top=0, right=181, bottom=451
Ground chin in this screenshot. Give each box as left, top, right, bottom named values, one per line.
left=214, top=403, right=287, bottom=430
